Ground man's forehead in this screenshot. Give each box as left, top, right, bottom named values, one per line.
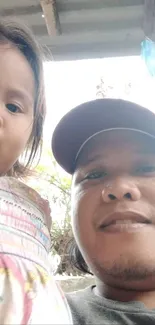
left=76, top=130, right=155, bottom=167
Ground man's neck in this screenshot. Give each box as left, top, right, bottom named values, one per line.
left=94, top=280, right=155, bottom=310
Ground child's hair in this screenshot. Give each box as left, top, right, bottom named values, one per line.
left=0, top=19, right=46, bottom=178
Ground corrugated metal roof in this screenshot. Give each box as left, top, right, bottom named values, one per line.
left=0, top=0, right=154, bottom=60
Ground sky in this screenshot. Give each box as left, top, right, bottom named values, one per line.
left=43, top=55, right=155, bottom=147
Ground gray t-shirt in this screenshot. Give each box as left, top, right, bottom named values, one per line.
left=66, top=286, right=155, bottom=324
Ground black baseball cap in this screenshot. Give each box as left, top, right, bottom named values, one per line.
left=52, top=98, right=155, bottom=174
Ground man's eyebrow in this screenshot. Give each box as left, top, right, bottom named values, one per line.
left=76, top=149, right=155, bottom=170
left=77, top=153, right=104, bottom=168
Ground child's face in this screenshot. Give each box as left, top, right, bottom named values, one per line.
left=0, top=43, right=35, bottom=174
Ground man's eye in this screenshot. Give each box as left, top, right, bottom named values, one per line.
left=6, top=103, right=21, bottom=114
left=137, top=166, right=155, bottom=173
left=84, top=171, right=107, bottom=180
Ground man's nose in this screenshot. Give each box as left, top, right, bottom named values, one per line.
left=102, top=178, right=141, bottom=203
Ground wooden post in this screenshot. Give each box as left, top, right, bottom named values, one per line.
left=40, top=0, right=61, bottom=36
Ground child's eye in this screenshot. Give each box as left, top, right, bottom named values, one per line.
left=6, top=103, right=21, bottom=114
left=84, top=170, right=107, bottom=180
left=137, top=166, right=155, bottom=174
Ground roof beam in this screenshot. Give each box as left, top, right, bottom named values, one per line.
left=40, top=0, right=61, bottom=36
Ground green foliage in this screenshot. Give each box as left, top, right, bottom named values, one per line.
left=28, top=147, right=75, bottom=274
left=96, top=77, right=132, bottom=99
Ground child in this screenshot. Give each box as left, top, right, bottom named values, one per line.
left=0, top=19, right=72, bottom=324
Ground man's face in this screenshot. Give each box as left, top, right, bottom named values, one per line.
left=72, top=130, right=155, bottom=290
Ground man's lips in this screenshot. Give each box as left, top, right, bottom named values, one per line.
left=98, top=211, right=152, bottom=229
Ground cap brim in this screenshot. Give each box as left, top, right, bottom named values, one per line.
left=52, top=98, right=155, bottom=174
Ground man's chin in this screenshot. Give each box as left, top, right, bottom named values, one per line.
left=94, top=259, right=155, bottom=290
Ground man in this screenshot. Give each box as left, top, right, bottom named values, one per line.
left=52, top=99, right=155, bottom=324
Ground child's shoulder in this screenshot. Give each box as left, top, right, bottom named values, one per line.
left=0, top=177, right=51, bottom=229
